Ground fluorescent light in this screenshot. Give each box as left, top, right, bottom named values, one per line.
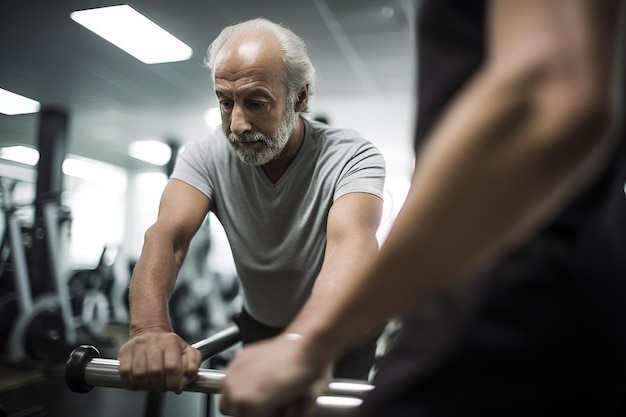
left=204, top=107, right=222, bottom=130
left=316, top=396, right=363, bottom=408
left=0, top=146, right=40, bottom=165
left=134, top=171, right=168, bottom=190
left=327, top=381, right=375, bottom=394
left=0, top=88, right=40, bottom=115
left=70, top=5, right=193, bottom=64
left=129, top=140, right=172, bottom=165
left=63, top=155, right=127, bottom=192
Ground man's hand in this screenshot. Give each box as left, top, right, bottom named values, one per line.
left=220, top=334, right=333, bottom=417
left=118, top=330, right=202, bottom=393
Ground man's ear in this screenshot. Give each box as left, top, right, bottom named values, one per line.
left=294, top=84, right=309, bottom=112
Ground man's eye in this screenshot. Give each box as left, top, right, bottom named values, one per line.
left=248, top=101, right=267, bottom=110
left=220, top=101, right=233, bottom=111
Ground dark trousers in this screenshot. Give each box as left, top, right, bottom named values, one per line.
left=233, top=309, right=377, bottom=380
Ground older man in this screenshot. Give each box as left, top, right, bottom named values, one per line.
left=117, top=17, right=385, bottom=393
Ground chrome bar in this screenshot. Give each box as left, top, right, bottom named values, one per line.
left=85, top=358, right=373, bottom=397
left=190, top=326, right=240, bottom=360
left=83, top=358, right=373, bottom=416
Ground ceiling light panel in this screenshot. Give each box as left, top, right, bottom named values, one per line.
left=0, top=146, right=40, bottom=165
left=0, top=88, right=40, bottom=115
left=128, top=140, right=172, bottom=166
left=70, top=4, right=193, bottom=64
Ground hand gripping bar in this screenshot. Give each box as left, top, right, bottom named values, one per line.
left=65, top=326, right=374, bottom=417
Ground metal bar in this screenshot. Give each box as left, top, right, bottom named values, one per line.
left=7, top=213, right=33, bottom=313
left=83, top=358, right=373, bottom=416
left=43, top=201, right=76, bottom=344
left=84, top=358, right=373, bottom=397
left=190, top=326, right=240, bottom=360
left=1, top=179, right=33, bottom=313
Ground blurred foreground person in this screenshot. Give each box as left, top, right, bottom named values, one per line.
left=220, top=1, right=626, bottom=416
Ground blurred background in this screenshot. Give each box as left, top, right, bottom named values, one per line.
left=0, top=1, right=416, bottom=416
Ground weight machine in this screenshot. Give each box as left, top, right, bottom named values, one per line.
left=0, top=107, right=118, bottom=366
left=0, top=178, right=76, bottom=365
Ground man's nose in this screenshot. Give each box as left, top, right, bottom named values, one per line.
left=230, top=104, right=252, bottom=135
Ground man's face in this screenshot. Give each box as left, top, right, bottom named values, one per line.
left=227, top=95, right=296, bottom=165
left=213, top=36, right=297, bottom=166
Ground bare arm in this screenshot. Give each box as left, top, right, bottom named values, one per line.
left=220, top=1, right=624, bottom=415
left=119, top=179, right=210, bottom=392
left=299, top=0, right=623, bottom=358
left=127, top=179, right=211, bottom=335
left=286, top=192, right=383, bottom=338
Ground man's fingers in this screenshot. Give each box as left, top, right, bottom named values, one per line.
left=220, top=400, right=272, bottom=417
left=175, top=346, right=202, bottom=394
left=219, top=391, right=232, bottom=415
left=131, top=351, right=157, bottom=391
left=118, top=349, right=139, bottom=391
left=220, top=385, right=308, bottom=417
left=129, top=345, right=167, bottom=392
left=145, top=349, right=167, bottom=392
left=118, top=332, right=200, bottom=393
left=163, top=344, right=185, bottom=392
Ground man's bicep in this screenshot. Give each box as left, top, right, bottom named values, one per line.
left=327, top=192, right=383, bottom=243
left=156, top=179, right=212, bottom=241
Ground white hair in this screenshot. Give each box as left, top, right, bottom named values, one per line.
left=205, top=17, right=316, bottom=106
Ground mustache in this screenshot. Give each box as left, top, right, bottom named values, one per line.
left=229, top=131, right=267, bottom=143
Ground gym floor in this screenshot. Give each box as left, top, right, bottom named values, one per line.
left=0, top=324, right=225, bottom=417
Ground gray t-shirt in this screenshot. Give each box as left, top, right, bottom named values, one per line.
left=171, top=117, right=386, bottom=326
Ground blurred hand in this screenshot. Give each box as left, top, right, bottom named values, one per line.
left=220, top=334, right=333, bottom=417
left=118, top=330, right=202, bottom=393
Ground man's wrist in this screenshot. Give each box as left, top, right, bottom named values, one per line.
left=129, top=323, right=172, bottom=338
left=282, top=326, right=343, bottom=367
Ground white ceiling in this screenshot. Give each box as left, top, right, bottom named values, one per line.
left=0, top=0, right=416, bottom=173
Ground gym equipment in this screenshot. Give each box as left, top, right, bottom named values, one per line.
left=0, top=179, right=75, bottom=364
left=169, top=272, right=241, bottom=343
left=68, top=246, right=117, bottom=336
left=0, top=293, right=18, bottom=352
left=169, top=281, right=211, bottom=341
left=66, top=326, right=373, bottom=417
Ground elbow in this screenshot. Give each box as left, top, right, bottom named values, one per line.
left=548, top=49, right=620, bottom=152
left=552, top=81, right=619, bottom=157
left=526, top=84, right=620, bottom=184
left=143, top=224, right=189, bottom=267
left=514, top=59, right=619, bottom=160
left=489, top=44, right=619, bottom=155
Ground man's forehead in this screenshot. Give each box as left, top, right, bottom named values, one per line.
left=234, top=40, right=263, bottom=61
left=215, top=33, right=281, bottom=67
left=214, top=36, right=285, bottom=89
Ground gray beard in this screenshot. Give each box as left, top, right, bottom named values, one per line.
left=227, top=105, right=297, bottom=166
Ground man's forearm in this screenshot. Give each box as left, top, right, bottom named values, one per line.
left=286, top=231, right=379, bottom=338
left=128, top=228, right=183, bottom=337
left=286, top=192, right=383, bottom=339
